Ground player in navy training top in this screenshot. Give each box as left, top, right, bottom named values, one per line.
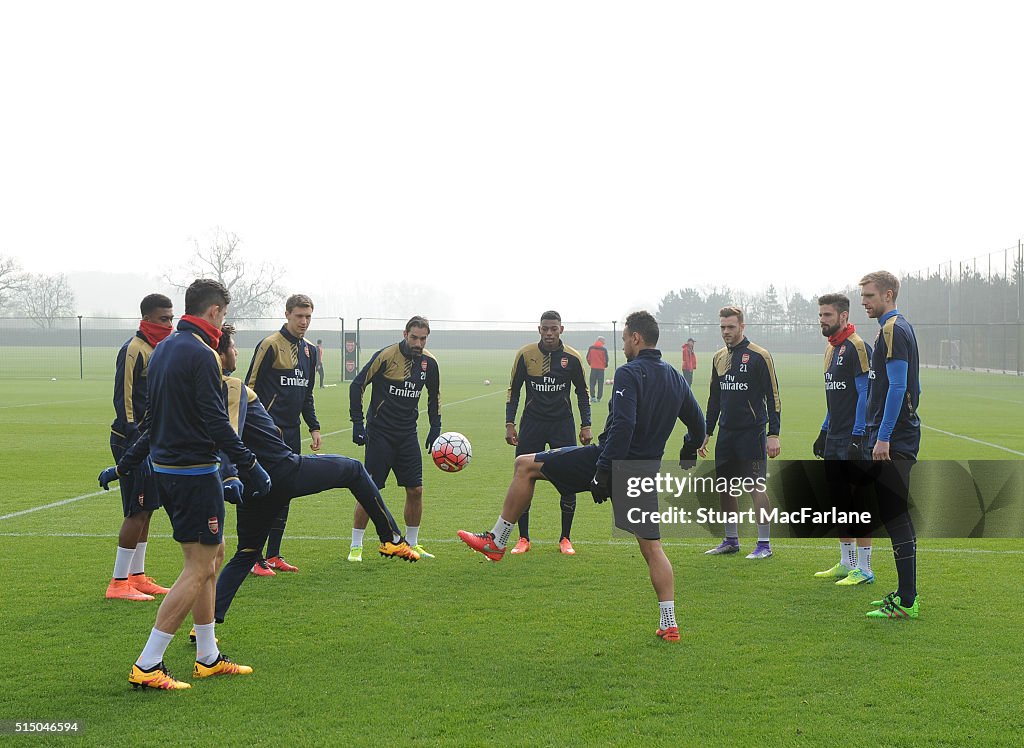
left=458, top=312, right=706, bottom=641
left=504, top=311, right=592, bottom=555
left=245, top=294, right=322, bottom=574
left=105, top=293, right=174, bottom=602
left=860, top=270, right=922, bottom=621
left=811, top=293, right=875, bottom=586
left=699, top=306, right=781, bottom=559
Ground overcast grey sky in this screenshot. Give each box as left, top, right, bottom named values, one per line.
left=1, top=2, right=1022, bottom=320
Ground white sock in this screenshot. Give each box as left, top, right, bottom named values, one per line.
left=113, top=546, right=135, bottom=580
left=840, top=542, right=856, bottom=569
left=857, top=545, right=873, bottom=573
left=194, top=622, right=220, bottom=664
left=406, top=525, right=419, bottom=546
left=757, top=524, right=771, bottom=542
left=724, top=522, right=739, bottom=539
left=136, top=628, right=174, bottom=670
left=659, top=600, right=677, bottom=629
left=491, top=517, right=514, bottom=549
left=351, top=528, right=365, bottom=548
left=129, top=541, right=148, bottom=576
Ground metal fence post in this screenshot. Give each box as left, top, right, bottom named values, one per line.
left=78, top=315, right=84, bottom=380
left=356, top=317, right=362, bottom=369
left=339, top=317, right=345, bottom=383
left=611, top=320, right=617, bottom=370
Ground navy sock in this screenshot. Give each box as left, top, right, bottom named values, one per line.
left=886, top=512, right=917, bottom=606
left=518, top=509, right=530, bottom=541
left=559, top=494, right=576, bottom=540
left=265, top=504, right=289, bottom=558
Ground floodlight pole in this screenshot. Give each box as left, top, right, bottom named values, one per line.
left=339, top=317, right=345, bottom=384
left=78, top=315, right=83, bottom=380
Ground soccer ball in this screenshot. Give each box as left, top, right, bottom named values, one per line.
left=605, top=379, right=613, bottom=385
left=483, top=379, right=491, bottom=386
left=431, top=432, right=472, bottom=472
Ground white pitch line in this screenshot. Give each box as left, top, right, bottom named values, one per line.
left=321, top=390, right=503, bottom=438
left=0, top=397, right=106, bottom=410
left=0, top=532, right=1022, bottom=554
left=0, top=490, right=106, bottom=521
left=922, top=424, right=1024, bottom=457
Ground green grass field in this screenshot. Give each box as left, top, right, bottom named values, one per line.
left=1, top=349, right=1022, bottom=746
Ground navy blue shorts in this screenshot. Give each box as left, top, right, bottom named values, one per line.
left=110, top=432, right=161, bottom=516
left=714, top=427, right=767, bottom=481
left=535, top=444, right=600, bottom=496
left=824, top=434, right=869, bottom=461
left=515, top=417, right=577, bottom=457
left=156, top=472, right=225, bottom=545
left=365, top=428, right=422, bottom=489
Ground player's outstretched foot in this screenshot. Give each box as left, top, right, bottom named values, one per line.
left=509, top=537, right=531, bottom=555
left=412, top=544, right=435, bottom=559
left=705, top=539, right=740, bottom=555
left=457, top=530, right=505, bottom=561
left=106, top=578, right=155, bottom=601
left=379, top=540, right=420, bottom=562
left=836, top=569, right=875, bottom=586
left=656, top=626, right=680, bottom=642
left=745, top=541, right=773, bottom=559
left=188, top=628, right=219, bottom=645
left=866, top=594, right=919, bottom=620
left=130, top=574, right=170, bottom=595
left=129, top=661, right=190, bottom=690
left=814, top=562, right=852, bottom=580
left=559, top=537, right=576, bottom=555
left=193, top=654, right=253, bottom=678
left=250, top=559, right=276, bottom=577
left=347, top=546, right=363, bottom=562
left=266, top=556, right=299, bottom=572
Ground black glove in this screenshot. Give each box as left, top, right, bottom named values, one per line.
left=222, top=478, right=244, bottom=505
left=848, top=437, right=864, bottom=461
left=812, top=430, right=827, bottom=459
left=425, top=424, right=441, bottom=452
left=98, top=466, right=121, bottom=490
left=240, top=459, right=272, bottom=498
left=590, top=467, right=612, bottom=504
left=352, top=422, right=367, bottom=446
left=679, top=442, right=698, bottom=471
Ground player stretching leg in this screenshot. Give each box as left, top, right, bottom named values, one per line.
left=458, top=312, right=705, bottom=640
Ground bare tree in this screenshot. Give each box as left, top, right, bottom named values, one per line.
left=165, top=228, right=286, bottom=318
left=19, top=272, right=77, bottom=328
left=0, top=254, right=28, bottom=313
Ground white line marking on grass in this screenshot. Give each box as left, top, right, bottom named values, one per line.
left=922, top=425, right=1024, bottom=457
left=0, top=490, right=106, bottom=521
left=966, top=393, right=1024, bottom=406
left=2, top=533, right=1022, bottom=554
left=0, top=397, right=106, bottom=410
left=321, top=391, right=503, bottom=438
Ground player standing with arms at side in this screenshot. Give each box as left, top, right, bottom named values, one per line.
left=348, top=315, right=441, bottom=561
left=860, top=271, right=922, bottom=620
left=101, top=279, right=272, bottom=689
left=459, top=311, right=706, bottom=641
left=811, top=293, right=875, bottom=585
left=681, top=337, right=697, bottom=387
left=105, top=294, right=175, bottom=601
left=700, top=306, right=781, bottom=559
left=505, top=311, right=592, bottom=555
left=245, top=294, right=322, bottom=575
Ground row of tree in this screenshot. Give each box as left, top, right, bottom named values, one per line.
left=1, top=229, right=287, bottom=327
left=655, top=284, right=871, bottom=328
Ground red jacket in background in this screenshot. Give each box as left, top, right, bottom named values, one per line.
left=681, top=343, right=697, bottom=372
left=586, top=340, right=609, bottom=369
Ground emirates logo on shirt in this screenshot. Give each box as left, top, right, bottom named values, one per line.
left=208, top=516, right=219, bottom=535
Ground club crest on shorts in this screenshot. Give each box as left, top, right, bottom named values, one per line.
left=561, top=357, right=569, bottom=368
left=208, top=516, right=219, bottom=534
left=741, top=353, right=750, bottom=364
left=137, top=492, right=145, bottom=507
